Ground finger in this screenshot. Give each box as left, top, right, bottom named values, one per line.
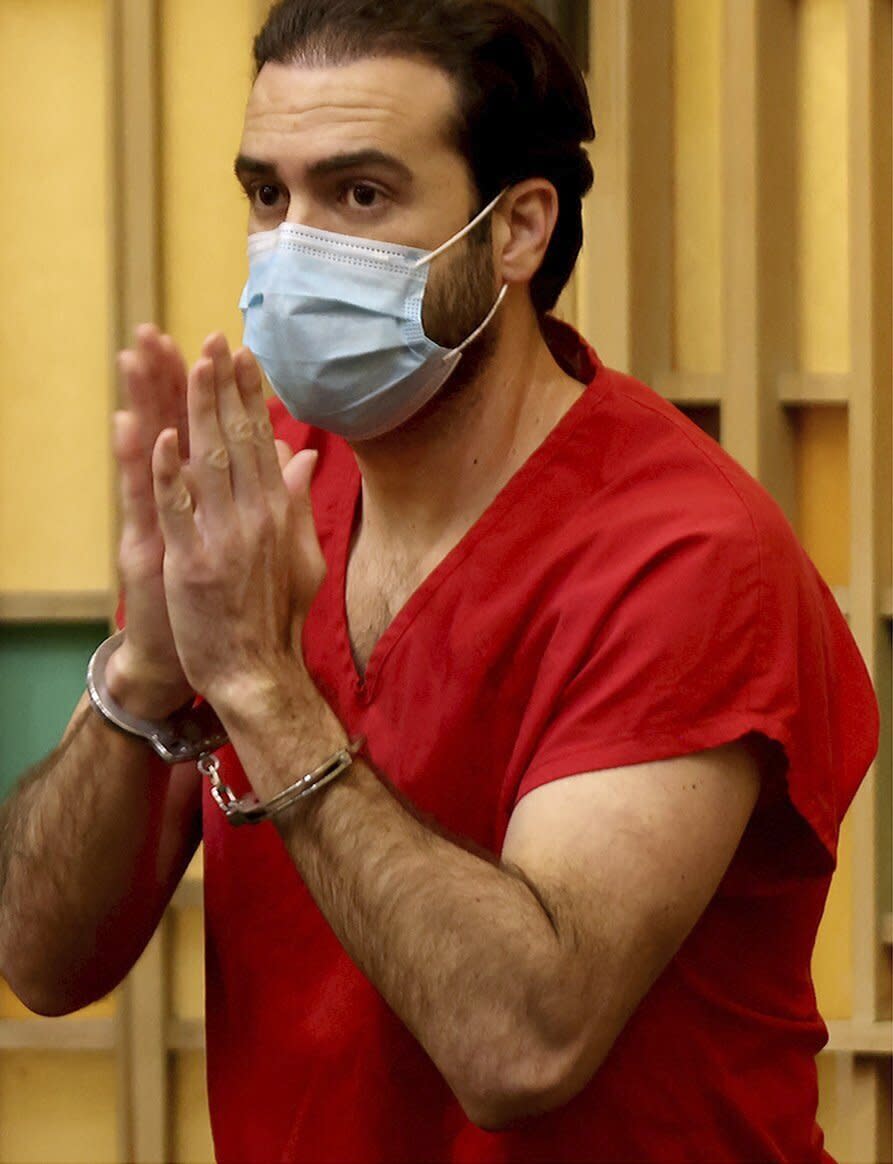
left=186, top=356, right=235, bottom=526
left=275, top=440, right=293, bottom=472
left=135, top=323, right=164, bottom=388
left=203, top=333, right=262, bottom=505
left=118, top=349, right=161, bottom=458
left=282, top=449, right=319, bottom=511
left=234, top=347, right=283, bottom=492
left=130, top=326, right=189, bottom=456
left=113, top=411, right=159, bottom=543
left=283, top=451, right=325, bottom=597
left=159, top=334, right=190, bottom=459
left=135, top=324, right=172, bottom=431
left=119, top=326, right=187, bottom=464
left=152, top=428, right=200, bottom=554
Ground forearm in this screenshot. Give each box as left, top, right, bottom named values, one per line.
left=226, top=696, right=585, bottom=1126
left=0, top=698, right=192, bottom=1014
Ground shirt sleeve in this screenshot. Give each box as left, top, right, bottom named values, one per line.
left=513, top=500, right=878, bottom=870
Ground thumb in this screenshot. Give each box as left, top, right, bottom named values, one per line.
left=282, top=448, right=319, bottom=505
left=275, top=440, right=293, bottom=472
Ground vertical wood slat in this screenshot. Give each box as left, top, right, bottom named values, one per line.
left=872, top=0, right=893, bottom=1042
left=108, top=0, right=162, bottom=356
left=847, top=0, right=888, bottom=1029
left=626, top=1, right=674, bottom=384
left=579, top=0, right=673, bottom=380
left=832, top=1053, right=881, bottom=1164
left=720, top=0, right=797, bottom=522
left=886, top=5, right=893, bottom=1064
left=844, top=3, right=891, bottom=1161
left=106, top=2, right=167, bottom=1161
left=579, top=0, right=632, bottom=370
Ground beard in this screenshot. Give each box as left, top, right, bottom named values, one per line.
left=417, top=219, right=502, bottom=414
left=349, top=217, right=503, bottom=447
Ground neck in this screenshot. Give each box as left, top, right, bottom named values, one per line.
left=349, top=301, right=585, bottom=554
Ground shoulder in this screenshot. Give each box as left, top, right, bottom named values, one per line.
left=548, top=365, right=803, bottom=617
left=594, top=368, right=786, bottom=531
left=531, top=353, right=877, bottom=869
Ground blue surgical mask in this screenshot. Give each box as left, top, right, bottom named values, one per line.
left=239, top=193, right=507, bottom=441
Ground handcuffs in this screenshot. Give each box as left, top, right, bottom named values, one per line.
left=87, top=631, right=362, bottom=827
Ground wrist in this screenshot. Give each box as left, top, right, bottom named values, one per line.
left=210, top=659, right=328, bottom=736
left=105, top=641, right=194, bottom=720
left=202, top=735, right=364, bottom=828
left=215, top=665, right=353, bottom=804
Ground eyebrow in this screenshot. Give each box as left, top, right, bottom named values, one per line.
left=307, top=149, right=413, bottom=183
left=234, top=149, right=413, bottom=185
left=234, top=154, right=279, bottom=182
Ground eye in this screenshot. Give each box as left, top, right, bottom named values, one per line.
left=256, top=184, right=282, bottom=208
left=245, top=182, right=286, bottom=213
left=343, top=182, right=385, bottom=210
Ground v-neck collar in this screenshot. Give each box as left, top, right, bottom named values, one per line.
left=319, top=323, right=606, bottom=704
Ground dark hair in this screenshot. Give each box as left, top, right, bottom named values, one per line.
left=253, top=0, right=595, bottom=314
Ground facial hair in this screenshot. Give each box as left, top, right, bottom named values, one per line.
left=419, top=218, right=501, bottom=410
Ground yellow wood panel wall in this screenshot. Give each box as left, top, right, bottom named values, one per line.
left=797, top=0, right=850, bottom=375
left=0, top=0, right=113, bottom=593
left=0, top=2, right=119, bottom=1155
left=0, top=1052, right=117, bottom=1163
left=794, top=408, right=851, bottom=591
left=170, top=905, right=204, bottom=1024
left=170, top=1052, right=214, bottom=1164
left=793, top=0, right=854, bottom=1024
left=795, top=407, right=852, bottom=1020
left=674, top=0, right=722, bottom=374
left=159, top=0, right=258, bottom=360
left=168, top=853, right=212, bottom=1161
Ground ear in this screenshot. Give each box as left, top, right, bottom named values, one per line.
left=492, top=179, right=559, bottom=290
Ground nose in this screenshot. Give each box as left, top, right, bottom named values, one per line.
left=284, top=196, right=325, bottom=231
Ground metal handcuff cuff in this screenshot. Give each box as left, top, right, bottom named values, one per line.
left=87, top=631, right=363, bottom=827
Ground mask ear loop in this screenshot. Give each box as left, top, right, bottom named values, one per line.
left=446, top=284, right=509, bottom=360
left=411, top=189, right=509, bottom=360
left=412, top=190, right=507, bottom=270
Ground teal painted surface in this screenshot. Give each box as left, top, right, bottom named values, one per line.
left=0, top=623, right=107, bottom=800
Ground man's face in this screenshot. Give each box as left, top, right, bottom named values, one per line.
left=237, top=55, right=500, bottom=354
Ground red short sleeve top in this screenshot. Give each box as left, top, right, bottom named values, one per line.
left=201, top=322, right=877, bottom=1163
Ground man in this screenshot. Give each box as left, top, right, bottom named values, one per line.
left=0, top=2, right=878, bottom=1162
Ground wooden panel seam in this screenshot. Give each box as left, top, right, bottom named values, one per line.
left=823, top=1020, right=893, bottom=1056
left=777, top=372, right=851, bottom=406
left=846, top=0, right=884, bottom=1029
left=651, top=372, right=723, bottom=405
left=841, top=3, right=890, bottom=1159
left=106, top=2, right=167, bottom=1161
left=720, top=0, right=797, bottom=521
left=0, top=1017, right=116, bottom=1051
left=0, top=591, right=112, bottom=624
left=167, top=1018, right=205, bottom=1052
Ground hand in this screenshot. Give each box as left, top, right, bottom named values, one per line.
left=108, top=325, right=194, bottom=718
left=150, top=333, right=325, bottom=723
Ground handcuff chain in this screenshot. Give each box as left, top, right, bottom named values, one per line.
left=198, top=754, right=239, bottom=816
left=197, top=741, right=364, bottom=828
